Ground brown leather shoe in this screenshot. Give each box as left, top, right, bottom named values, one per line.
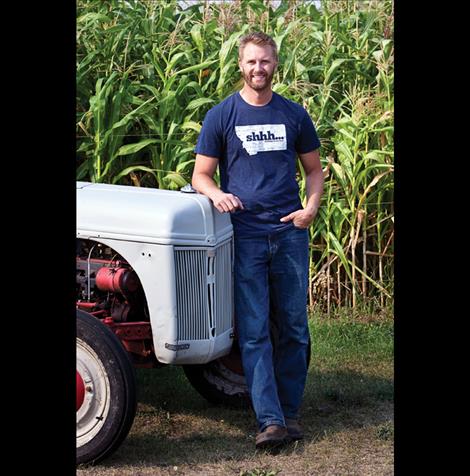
left=285, top=418, right=304, bottom=440
left=255, top=425, right=289, bottom=449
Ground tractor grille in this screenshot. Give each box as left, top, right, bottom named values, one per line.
left=174, top=239, right=233, bottom=341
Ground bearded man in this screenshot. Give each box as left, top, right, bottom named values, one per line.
left=192, top=31, right=324, bottom=449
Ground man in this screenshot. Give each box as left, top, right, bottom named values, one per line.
left=192, top=32, right=324, bottom=449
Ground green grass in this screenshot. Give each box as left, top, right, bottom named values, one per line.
left=307, top=314, right=393, bottom=409
left=77, top=312, right=393, bottom=475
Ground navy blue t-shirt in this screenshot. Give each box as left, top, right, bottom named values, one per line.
left=194, top=92, right=320, bottom=236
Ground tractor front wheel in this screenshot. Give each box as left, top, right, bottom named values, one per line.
left=76, top=310, right=137, bottom=465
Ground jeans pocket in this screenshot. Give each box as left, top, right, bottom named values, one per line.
left=292, top=223, right=308, bottom=230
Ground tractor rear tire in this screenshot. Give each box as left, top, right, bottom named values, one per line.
left=183, top=342, right=250, bottom=408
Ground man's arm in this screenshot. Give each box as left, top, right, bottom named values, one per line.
left=192, top=154, right=244, bottom=213
left=280, top=148, right=324, bottom=228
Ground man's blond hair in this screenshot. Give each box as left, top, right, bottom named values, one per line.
left=238, top=32, right=278, bottom=62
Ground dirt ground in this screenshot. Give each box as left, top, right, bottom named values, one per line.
left=77, top=369, right=393, bottom=475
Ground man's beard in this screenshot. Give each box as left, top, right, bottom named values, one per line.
left=241, top=69, right=274, bottom=91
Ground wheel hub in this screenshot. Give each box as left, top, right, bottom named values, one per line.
left=76, top=370, right=85, bottom=412
left=76, top=338, right=111, bottom=447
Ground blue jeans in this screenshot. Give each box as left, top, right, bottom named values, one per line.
left=234, top=225, right=310, bottom=432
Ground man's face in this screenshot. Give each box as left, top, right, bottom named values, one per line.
left=238, top=43, right=277, bottom=92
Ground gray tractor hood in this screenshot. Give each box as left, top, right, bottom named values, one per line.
left=77, top=182, right=232, bottom=246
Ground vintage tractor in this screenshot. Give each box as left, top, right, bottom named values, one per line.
left=76, top=181, right=249, bottom=465
left=76, top=181, right=310, bottom=465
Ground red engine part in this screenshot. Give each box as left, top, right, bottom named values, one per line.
left=102, top=318, right=157, bottom=368
left=95, top=266, right=139, bottom=294
left=76, top=370, right=85, bottom=412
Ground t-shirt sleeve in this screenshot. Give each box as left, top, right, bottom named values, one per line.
left=194, top=107, right=224, bottom=159
left=295, top=110, right=321, bottom=154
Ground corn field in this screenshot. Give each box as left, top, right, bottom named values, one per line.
left=76, top=0, right=394, bottom=312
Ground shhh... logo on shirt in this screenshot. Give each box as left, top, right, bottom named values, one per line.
left=235, top=124, right=287, bottom=156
